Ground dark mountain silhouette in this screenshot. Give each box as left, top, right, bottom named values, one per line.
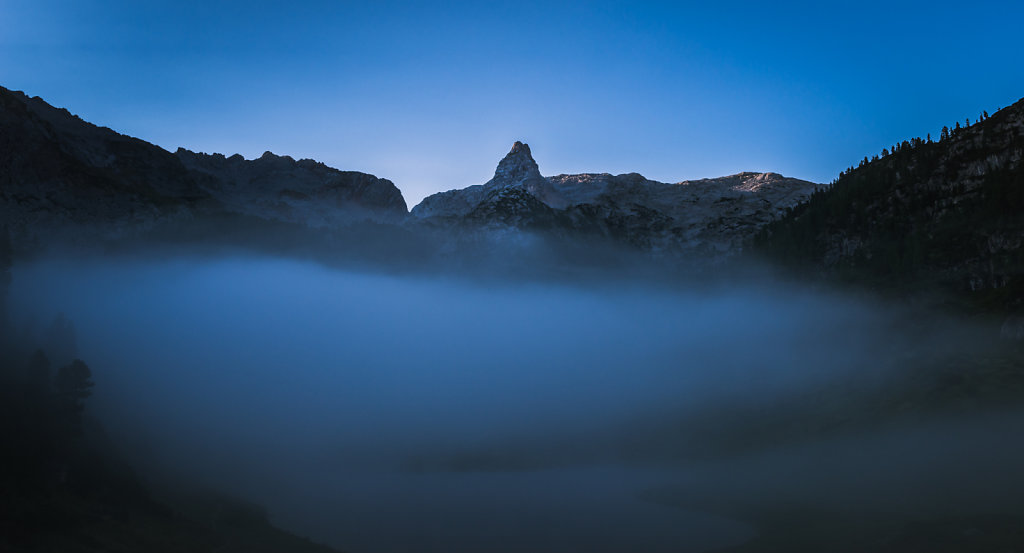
left=0, top=85, right=407, bottom=245
left=753, top=97, right=1024, bottom=313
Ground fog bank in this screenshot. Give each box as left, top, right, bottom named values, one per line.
left=8, top=254, right=1009, bottom=552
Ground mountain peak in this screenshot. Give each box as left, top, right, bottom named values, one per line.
left=508, top=140, right=531, bottom=157
left=493, top=141, right=541, bottom=186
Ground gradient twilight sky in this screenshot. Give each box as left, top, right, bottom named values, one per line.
left=2, top=1, right=1022, bottom=206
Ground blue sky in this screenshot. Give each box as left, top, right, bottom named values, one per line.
left=2, top=0, right=1022, bottom=206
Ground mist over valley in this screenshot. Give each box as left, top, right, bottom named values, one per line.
left=8, top=251, right=1024, bottom=552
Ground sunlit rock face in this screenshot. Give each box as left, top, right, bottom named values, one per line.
left=412, top=141, right=819, bottom=259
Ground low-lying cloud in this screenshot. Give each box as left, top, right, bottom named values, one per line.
left=8, top=253, right=1012, bottom=552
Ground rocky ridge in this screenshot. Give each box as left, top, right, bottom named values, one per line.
left=176, top=148, right=407, bottom=227
left=0, top=86, right=408, bottom=244
left=413, top=142, right=820, bottom=258
left=0, top=87, right=207, bottom=242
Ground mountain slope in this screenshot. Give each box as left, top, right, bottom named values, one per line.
left=0, top=86, right=408, bottom=244
left=175, top=148, right=406, bottom=227
left=753, top=97, right=1024, bottom=311
left=413, top=141, right=820, bottom=258
left=0, top=87, right=208, bottom=240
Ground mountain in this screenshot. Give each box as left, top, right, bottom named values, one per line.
left=753, top=97, right=1024, bottom=312
left=412, top=141, right=568, bottom=218
left=412, top=141, right=820, bottom=259
left=0, top=86, right=407, bottom=244
left=0, top=87, right=207, bottom=241
left=0, top=85, right=820, bottom=263
left=175, top=148, right=406, bottom=227
left=11, top=83, right=1023, bottom=289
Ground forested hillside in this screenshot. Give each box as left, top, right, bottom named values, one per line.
left=753, top=98, right=1024, bottom=313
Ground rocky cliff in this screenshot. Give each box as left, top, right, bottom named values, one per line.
left=413, top=141, right=820, bottom=259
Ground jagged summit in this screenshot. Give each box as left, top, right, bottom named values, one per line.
left=493, top=141, right=542, bottom=185
left=487, top=141, right=567, bottom=208
left=411, top=141, right=567, bottom=218
left=509, top=140, right=529, bottom=153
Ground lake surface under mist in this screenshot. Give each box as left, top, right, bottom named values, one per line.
left=12, top=255, right=1020, bottom=552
